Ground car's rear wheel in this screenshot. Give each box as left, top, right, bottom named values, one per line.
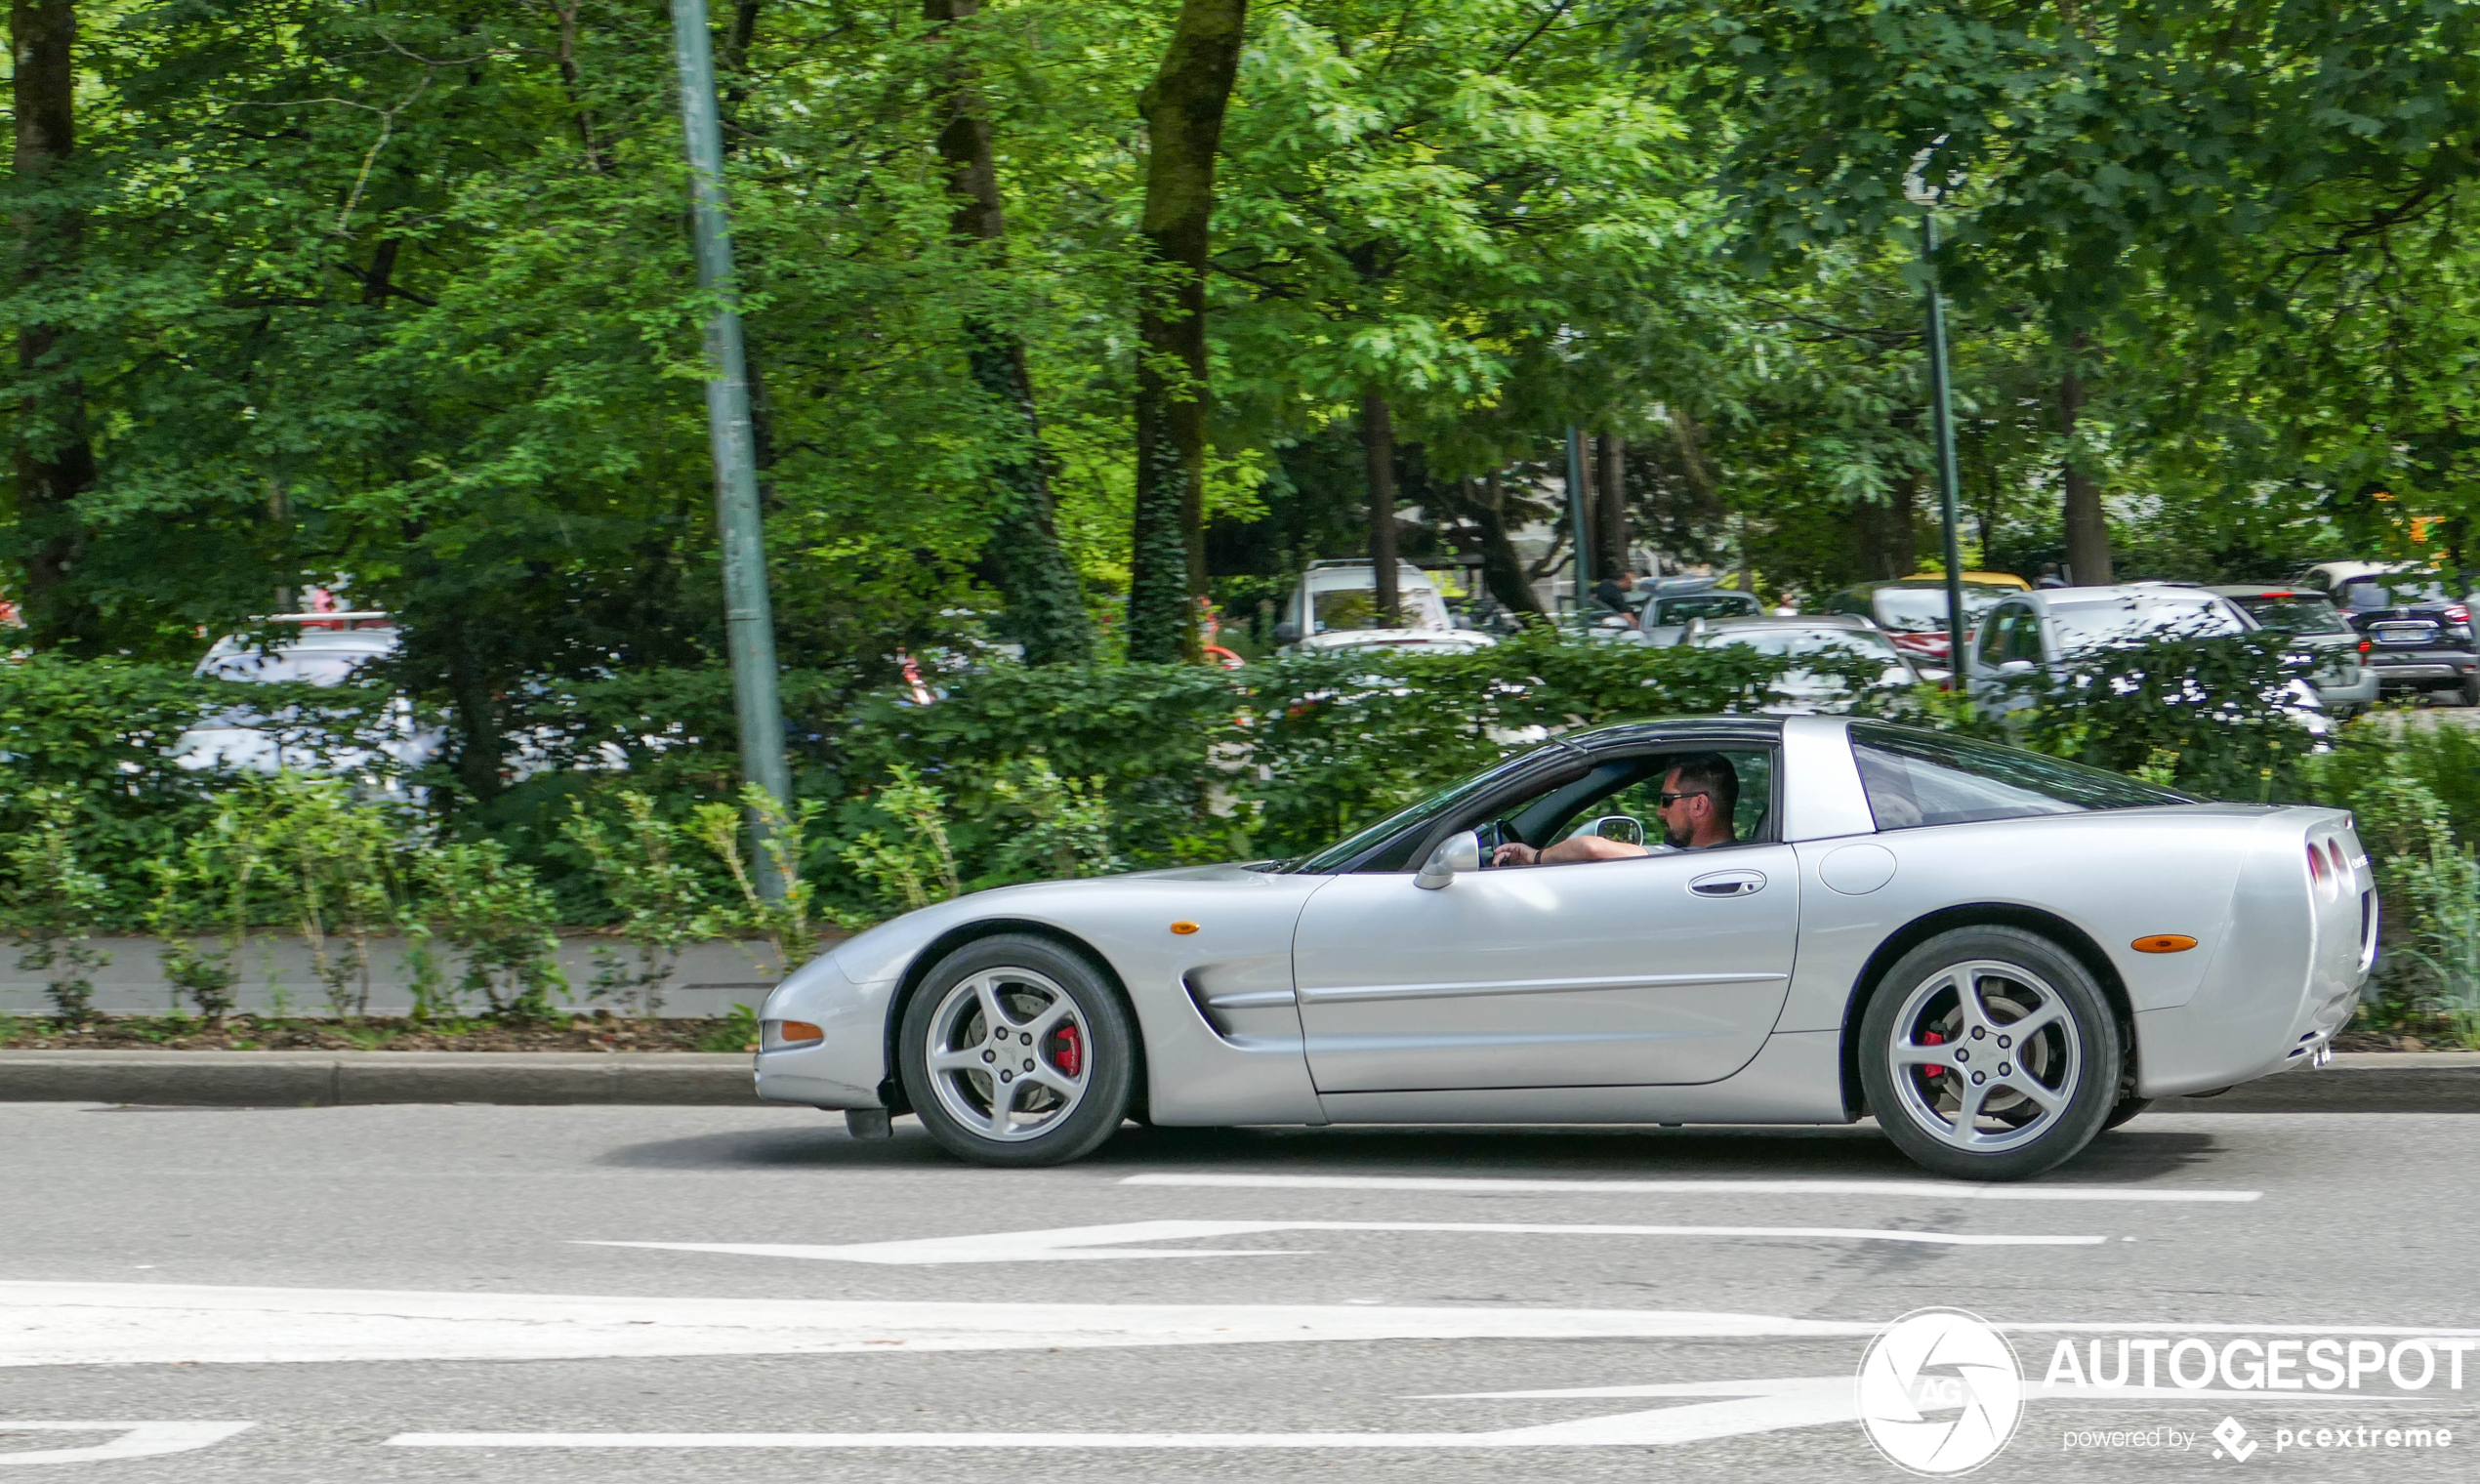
left=1859, top=927, right=2120, bottom=1180
left=2102, top=1093, right=2152, bottom=1131
left=2459, top=674, right=2480, bottom=708
left=898, top=934, right=1135, bottom=1168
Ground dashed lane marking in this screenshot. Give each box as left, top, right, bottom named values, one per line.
left=0, top=1422, right=253, bottom=1465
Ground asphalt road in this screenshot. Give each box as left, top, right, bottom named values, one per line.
left=7, top=1102, right=2478, bottom=1480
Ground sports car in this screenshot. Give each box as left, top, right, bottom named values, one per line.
left=755, top=716, right=2374, bottom=1180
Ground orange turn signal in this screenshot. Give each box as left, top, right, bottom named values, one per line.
left=1170, top=921, right=1200, bottom=935
left=2131, top=935, right=2198, bottom=955
left=775, top=1020, right=824, bottom=1044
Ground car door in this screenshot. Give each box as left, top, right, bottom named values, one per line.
left=1291, top=838, right=1800, bottom=1093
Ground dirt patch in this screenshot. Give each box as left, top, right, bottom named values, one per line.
left=0, top=1012, right=756, bottom=1053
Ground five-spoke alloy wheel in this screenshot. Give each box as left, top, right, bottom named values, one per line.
left=899, top=934, right=1135, bottom=1167
left=1859, top=927, right=2121, bottom=1180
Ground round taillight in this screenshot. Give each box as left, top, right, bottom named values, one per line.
left=2329, top=840, right=2349, bottom=879
left=2307, top=842, right=2330, bottom=892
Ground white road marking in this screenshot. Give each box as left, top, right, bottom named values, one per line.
left=0, top=1281, right=1873, bottom=1368
left=388, top=1379, right=1863, bottom=1450
left=1123, top=1173, right=2262, bottom=1203
left=0, top=1422, right=253, bottom=1465
left=585, top=1218, right=2105, bottom=1265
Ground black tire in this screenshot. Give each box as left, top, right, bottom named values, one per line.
left=2102, top=1094, right=2153, bottom=1131
left=898, top=933, right=1135, bottom=1168
left=1858, top=926, right=2121, bottom=1181
left=2460, top=674, right=2480, bottom=708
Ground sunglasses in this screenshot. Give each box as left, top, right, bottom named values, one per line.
left=1657, top=791, right=1711, bottom=807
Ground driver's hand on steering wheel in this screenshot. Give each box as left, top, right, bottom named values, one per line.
left=1491, top=842, right=1540, bottom=867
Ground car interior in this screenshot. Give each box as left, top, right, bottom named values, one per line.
left=1439, top=747, right=1780, bottom=866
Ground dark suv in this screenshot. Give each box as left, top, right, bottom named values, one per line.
left=2327, top=570, right=2479, bottom=706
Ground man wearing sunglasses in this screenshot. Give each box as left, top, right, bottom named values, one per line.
left=1491, top=753, right=1740, bottom=865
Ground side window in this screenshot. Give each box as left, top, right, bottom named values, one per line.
left=2002, top=611, right=2046, bottom=664
left=1850, top=722, right=2192, bottom=831
left=1478, top=748, right=1779, bottom=855
left=1977, top=606, right=2017, bottom=665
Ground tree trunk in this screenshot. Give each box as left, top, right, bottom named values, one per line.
left=2060, top=351, right=2112, bottom=585
left=1362, top=391, right=1397, bottom=624
left=1472, top=474, right=1545, bottom=619
left=1594, top=434, right=1628, bottom=576
left=1125, top=0, right=1246, bottom=663
left=1852, top=474, right=1920, bottom=580
left=12, top=0, right=98, bottom=653
left=927, top=0, right=1093, bottom=666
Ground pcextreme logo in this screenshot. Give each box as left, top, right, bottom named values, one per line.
left=1855, top=1307, right=2025, bottom=1475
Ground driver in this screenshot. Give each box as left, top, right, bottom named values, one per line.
left=1491, top=753, right=1739, bottom=866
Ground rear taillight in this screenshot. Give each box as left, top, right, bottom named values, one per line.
left=2451, top=605, right=2471, bottom=623
left=2328, top=840, right=2348, bottom=879
left=2307, top=842, right=2330, bottom=893
left=2359, top=639, right=2373, bottom=655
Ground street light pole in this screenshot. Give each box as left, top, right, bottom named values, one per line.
left=1564, top=426, right=1592, bottom=636
left=670, top=0, right=792, bottom=892
left=1908, top=141, right=1971, bottom=698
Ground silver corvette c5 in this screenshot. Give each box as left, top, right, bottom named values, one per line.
left=756, top=716, right=2374, bottom=1180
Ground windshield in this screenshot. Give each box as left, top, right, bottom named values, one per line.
left=1310, top=588, right=1432, bottom=633
left=199, top=649, right=381, bottom=686
left=1652, top=593, right=1759, bottom=626
left=2047, top=598, right=2242, bottom=652
left=1850, top=722, right=2195, bottom=830
left=1287, top=746, right=1565, bottom=873
left=2338, top=577, right=2455, bottom=611
left=1698, top=627, right=1900, bottom=661
left=2230, top=596, right=2350, bottom=635
left=1871, top=586, right=2008, bottom=632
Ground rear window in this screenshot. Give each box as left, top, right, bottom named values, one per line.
left=2046, top=598, right=2242, bottom=653
left=2230, top=596, right=2349, bottom=635
left=1849, top=723, right=2193, bottom=831
left=1655, top=593, right=1759, bottom=624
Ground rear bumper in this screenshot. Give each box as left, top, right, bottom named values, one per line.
left=2369, top=648, right=2476, bottom=685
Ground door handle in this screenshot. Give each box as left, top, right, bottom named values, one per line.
left=1689, top=869, right=1766, bottom=898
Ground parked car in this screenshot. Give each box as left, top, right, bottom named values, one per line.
left=1906, top=569, right=2031, bottom=592
left=1820, top=579, right=2015, bottom=671
left=1274, top=560, right=1461, bottom=642
left=757, top=715, right=2372, bottom=1181
left=1968, top=584, right=2328, bottom=733
left=2206, top=585, right=2380, bottom=719
left=172, top=616, right=440, bottom=783
left=1682, top=613, right=1922, bottom=713
left=2304, top=567, right=2479, bottom=707
left=1634, top=581, right=1766, bottom=646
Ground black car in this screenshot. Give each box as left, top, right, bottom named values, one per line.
left=2328, top=571, right=2480, bottom=706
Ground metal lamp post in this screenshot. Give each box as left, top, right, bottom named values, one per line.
left=1907, top=141, right=1972, bottom=696
left=671, top=0, right=792, bottom=893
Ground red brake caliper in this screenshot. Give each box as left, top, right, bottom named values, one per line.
left=1920, top=1029, right=1945, bottom=1079
left=1052, top=1024, right=1083, bottom=1079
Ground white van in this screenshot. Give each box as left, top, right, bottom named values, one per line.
left=1273, top=559, right=1457, bottom=641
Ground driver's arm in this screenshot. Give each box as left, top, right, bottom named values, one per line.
left=1494, top=835, right=1649, bottom=867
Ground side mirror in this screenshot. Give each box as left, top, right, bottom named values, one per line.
left=1997, top=658, right=2036, bottom=675
left=1273, top=620, right=1302, bottom=643
left=1415, top=830, right=1482, bottom=889
left=1577, top=815, right=1644, bottom=845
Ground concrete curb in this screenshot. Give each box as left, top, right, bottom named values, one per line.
left=0, top=1051, right=756, bottom=1106
left=3, top=1049, right=2477, bottom=1112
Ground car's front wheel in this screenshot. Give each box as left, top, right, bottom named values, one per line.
left=1858, top=927, right=2121, bottom=1180
left=898, top=934, right=1136, bottom=1168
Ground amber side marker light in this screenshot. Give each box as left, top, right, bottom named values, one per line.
left=1170, top=921, right=1200, bottom=935
left=774, top=1020, right=824, bottom=1044
left=2131, top=935, right=2198, bottom=955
